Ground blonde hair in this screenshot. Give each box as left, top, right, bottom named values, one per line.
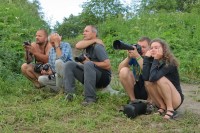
left=150, top=38, right=179, bottom=67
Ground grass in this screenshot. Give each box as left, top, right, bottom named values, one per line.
left=0, top=75, right=200, bottom=133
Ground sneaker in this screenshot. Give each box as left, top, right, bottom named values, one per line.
left=65, top=93, right=75, bottom=102
left=81, top=99, right=96, bottom=106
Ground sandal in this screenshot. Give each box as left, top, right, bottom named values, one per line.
left=155, top=108, right=166, bottom=116
left=164, top=110, right=178, bottom=120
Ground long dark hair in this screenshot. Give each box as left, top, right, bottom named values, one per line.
left=150, top=38, right=179, bottom=67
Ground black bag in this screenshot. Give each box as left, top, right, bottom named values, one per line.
left=34, top=63, right=44, bottom=73
left=122, top=100, right=147, bottom=119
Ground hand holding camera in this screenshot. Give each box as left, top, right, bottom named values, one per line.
left=23, top=41, right=33, bottom=64
left=74, top=53, right=91, bottom=63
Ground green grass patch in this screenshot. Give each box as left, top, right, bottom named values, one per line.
left=0, top=76, right=200, bottom=132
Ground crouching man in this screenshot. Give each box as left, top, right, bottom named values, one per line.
left=38, top=33, right=73, bottom=92
left=63, top=25, right=111, bottom=106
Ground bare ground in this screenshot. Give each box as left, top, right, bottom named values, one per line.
left=178, top=83, right=200, bottom=115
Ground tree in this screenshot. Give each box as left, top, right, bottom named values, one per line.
left=138, top=0, right=199, bottom=13
left=81, top=0, right=128, bottom=24
left=54, top=14, right=84, bottom=38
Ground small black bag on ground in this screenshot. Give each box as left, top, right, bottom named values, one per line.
left=122, top=100, right=147, bottom=119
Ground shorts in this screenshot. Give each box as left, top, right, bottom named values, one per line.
left=134, top=75, right=147, bottom=100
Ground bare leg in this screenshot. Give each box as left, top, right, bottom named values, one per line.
left=21, top=63, right=42, bottom=88
left=119, top=67, right=136, bottom=101
left=145, top=81, right=166, bottom=114
left=157, top=77, right=181, bottom=110
left=156, top=77, right=182, bottom=119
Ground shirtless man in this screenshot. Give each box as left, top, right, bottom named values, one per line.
left=21, top=29, right=52, bottom=88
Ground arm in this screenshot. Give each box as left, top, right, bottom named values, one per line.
left=27, top=42, right=50, bottom=63
left=58, top=43, right=73, bottom=62
left=93, top=59, right=111, bottom=70
left=118, top=57, right=131, bottom=73
left=142, top=56, right=152, bottom=81
left=149, top=60, right=174, bottom=82
left=118, top=48, right=142, bottom=72
left=75, top=38, right=104, bottom=49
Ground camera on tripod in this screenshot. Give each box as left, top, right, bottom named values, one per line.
left=113, top=40, right=142, bottom=55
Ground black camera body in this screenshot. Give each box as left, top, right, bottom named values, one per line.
left=113, top=40, right=142, bottom=55
left=23, top=41, right=31, bottom=46
left=122, top=100, right=147, bottom=119
left=75, top=53, right=90, bottom=62
left=42, top=64, right=50, bottom=71
left=34, top=63, right=50, bottom=73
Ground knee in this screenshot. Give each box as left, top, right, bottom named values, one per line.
left=21, top=63, right=33, bottom=73
left=119, top=67, right=130, bottom=79
left=157, top=77, right=167, bottom=85
left=144, top=81, right=154, bottom=91
left=64, top=61, right=75, bottom=69
left=84, top=61, right=94, bottom=69
left=55, top=59, right=63, bottom=67
left=38, top=76, right=48, bottom=84
left=55, top=59, right=64, bottom=71
left=21, top=63, right=28, bottom=72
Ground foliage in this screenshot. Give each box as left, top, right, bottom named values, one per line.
left=55, top=0, right=129, bottom=38
left=0, top=0, right=200, bottom=132
left=54, top=15, right=84, bottom=38
left=139, top=0, right=200, bottom=13
left=81, top=0, right=128, bottom=23
left=0, top=0, right=50, bottom=75
left=96, top=12, right=200, bottom=83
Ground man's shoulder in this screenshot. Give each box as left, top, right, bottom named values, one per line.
left=93, top=43, right=105, bottom=50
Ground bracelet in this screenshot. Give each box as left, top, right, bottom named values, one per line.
left=136, top=56, right=142, bottom=61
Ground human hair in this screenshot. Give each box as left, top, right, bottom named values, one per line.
left=150, top=38, right=179, bottom=67
left=38, top=29, right=48, bottom=38
left=87, top=25, right=98, bottom=37
left=138, top=36, right=151, bottom=45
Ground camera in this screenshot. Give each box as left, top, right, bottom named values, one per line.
left=74, top=53, right=90, bottom=62
left=34, top=63, right=50, bottom=73
left=113, top=40, right=142, bottom=55
left=23, top=41, right=31, bottom=46
left=42, top=64, right=50, bottom=71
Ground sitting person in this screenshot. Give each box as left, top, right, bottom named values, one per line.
left=38, top=33, right=73, bottom=92
left=142, top=38, right=184, bottom=120
left=118, top=37, right=151, bottom=103
left=21, top=29, right=52, bottom=88
left=63, top=25, right=111, bottom=106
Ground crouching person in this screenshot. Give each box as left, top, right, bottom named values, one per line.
left=38, top=33, right=73, bottom=92
left=142, top=38, right=184, bottom=120
left=63, top=25, right=111, bottom=106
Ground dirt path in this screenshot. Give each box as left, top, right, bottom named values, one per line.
left=178, top=83, right=200, bottom=115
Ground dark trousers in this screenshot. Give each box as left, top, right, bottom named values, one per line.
left=63, top=61, right=111, bottom=101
